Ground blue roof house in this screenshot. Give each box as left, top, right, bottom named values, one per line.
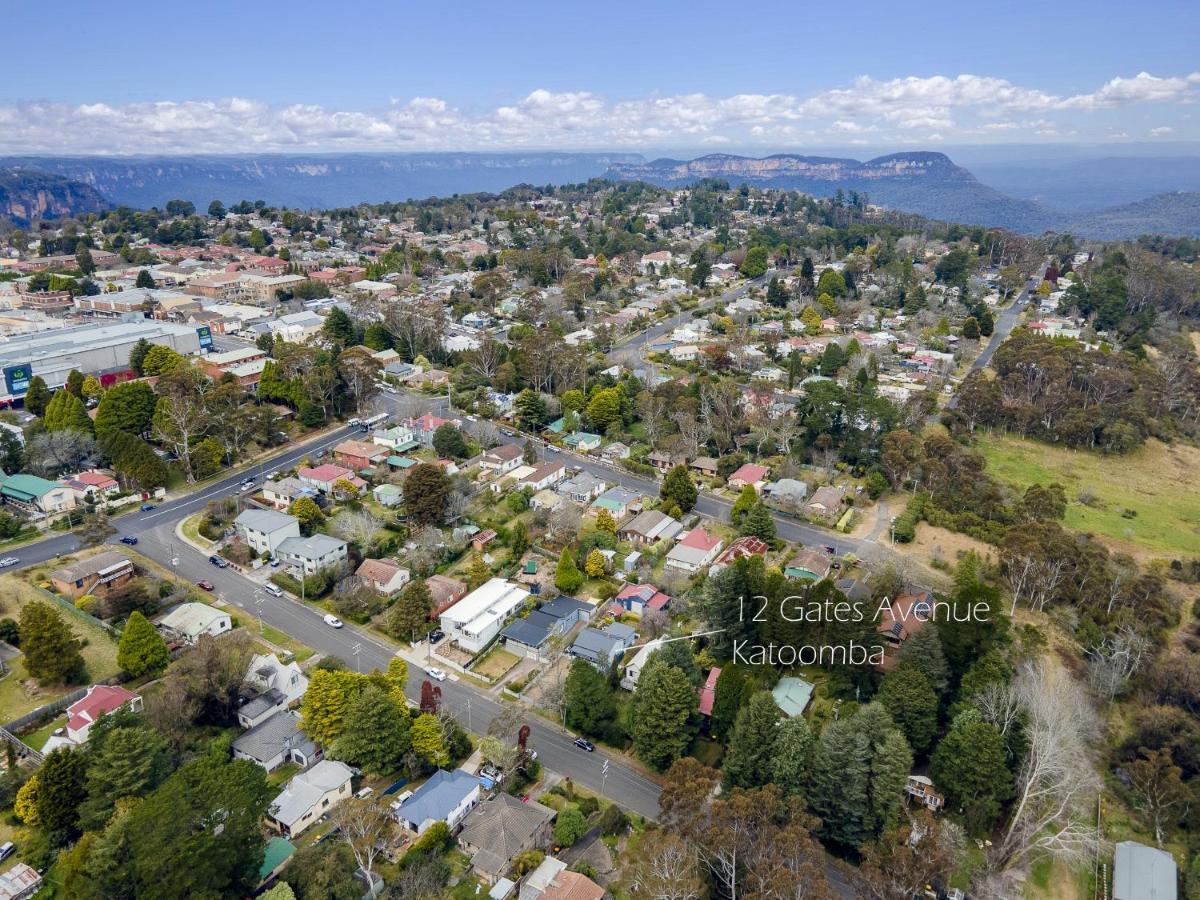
left=392, top=769, right=482, bottom=834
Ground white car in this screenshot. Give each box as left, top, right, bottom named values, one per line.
left=323, top=614, right=344, bottom=629
left=240, top=480, right=256, bottom=492
left=425, top=667, right=448, bottom=682
left=0, top=557, right=18, bottom=568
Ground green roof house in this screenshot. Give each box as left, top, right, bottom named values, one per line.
left=0, top=473, right=78, bottom=514
left=771, top=676, right=815, bottom=716
left=563, top=432, right=602, bottom=452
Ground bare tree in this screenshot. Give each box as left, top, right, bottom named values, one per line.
left=331, top=509, right=384, bottom=550
left=628, top=832, right=704, bottom=900
left=337, top=348, right=383, bottom=415
left=330, top=795, right=394, bottom=889
left=1086, top=626, right=1152, bottom=701
left=1124, top=748, right=1188, bottom=849
left=464, top=335, right=504, bottom=381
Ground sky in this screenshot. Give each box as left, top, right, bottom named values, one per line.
left=3, top=0, right=1199, bottom=155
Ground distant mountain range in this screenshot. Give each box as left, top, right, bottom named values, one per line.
left=1, top=150, right=1197, bottom=239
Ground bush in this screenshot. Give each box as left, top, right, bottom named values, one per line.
left=553, top=806, right=588, bottom=848
left=598, top=803, right=629, bottom=836
left=577, top=795, right=600, bottom=817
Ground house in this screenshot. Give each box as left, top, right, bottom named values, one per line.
left=771, top=676, right=815, bottom=716
left=393, top=768, right=482, bottom=834
left=1113, top=841, right=1177, bottom=900
left=373, top=482, right=403, bottom=507
left=591, top=486, right=641, bottom=520
left=620, top=638, right=664, bottom=691
left=262, top=476, right=317, bottom=510
left=356, top=558, right=410, bottom=595
left=557, top=471, right=607, bottom=505
left=157, top=601, right=232, bottom=644
left=373, top=424, right=419, bottom=452
left=65, top=685, right=142, bottom=744
left=298, top=464, right=365, bottom=496
left=479, top=444, right=524, bottom=475
left=50, top=550, right=135, bottom=600
left=529, top=489, right=562, bottom=512
left=728, top=463, right=770, bottom=492
left=697, top=666, right=721, bottom=717
left=459, top=793, right=556, bottom=885
left=333, top=439, right=390, bottom=470
left=618, top=509, right=682, bottom=546
left=62, top=470, right=119, bottom=500
left=803, top=485, right=846, bottom=523
left=784, top=547, right=833, bottom=581
left=570, top=623, right=635, bottom=669
left=600, top=441, right=630, bottom=461
left=519, top=857, right=604, bottom=900
left=665, top=527, right=724, bottom=573
left=517, top=461, right=565, bottom=491
left=766, top=478, right=808, bottom=507
left=0, top=863, right=42, bottom=900
left=613, top=583, right=671, bottom=617
left=426, top=574, right=469, bottom=617
left=710, top=535, right=770, bottom=574
left=905, top=775, right=945, bottom=812
left=690, top=457, right=719, bottom=478
left=440, top=578, right=530, bottom=653
left=234, top=508, right=301, bottom=558
left=0, top=473, right=77, bottom=514
left=406, top=412, right=456, bottom=447
left=245, top=652, right=309, bottom=706
left=268, top=759, right=354, bottom=837
left=878, top=589, right=933, bottom=649
left=472, top=529, right=498, bottom=553
left=669, top=344, right=699, bottom=362
left=562, top=432, right=602, bottom=453
left=501, top=597, right=591, bottom=659
left=232, top=710, right=320, bottom=772
left=646, top=450, right=675, bottom=472
left=277, top=534, right=348, bottom=576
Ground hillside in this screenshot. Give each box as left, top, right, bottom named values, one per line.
left=1064, top=191, right=1200, bottom=240
left=0, top=168, right=111, bottom=223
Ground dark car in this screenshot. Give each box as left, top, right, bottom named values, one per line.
left=119, top=535, right=139, bottom=545
left=197, top=580, right=215, bottom=591
left=573, top=738, right=595, bottom=752
left=140, top=503, right=156, bottom=511
left=208, top=555, right=228, bottom=568
left=428, top=629, right=445, bottom=644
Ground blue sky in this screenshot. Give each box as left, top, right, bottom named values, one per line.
left=3, top=0, right=1198, bottom=153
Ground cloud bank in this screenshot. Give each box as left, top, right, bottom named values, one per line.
left=3, top=71, right=1197, bottom=154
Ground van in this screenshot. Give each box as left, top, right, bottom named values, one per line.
left=0, top=841, right=14, bottom=862
left=263, top=583, right=283, bottom=597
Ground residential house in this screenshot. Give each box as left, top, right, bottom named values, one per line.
left=441, top=578, right=530, bottom=654
left=277, top=534, right=348, bottom=576
left=232, top=710, right=320, bottom=772
left=0, top=863, right=42, bottom=900
left=562, top=432, right=602, bottom=453
left=262, top=476, right=317, bottom=510
left=65, top=685, right=142, bottom=744
left=784, top=547, right=833, bottom=581
left=664, top=527, right=724, bottom=573
left=669, top=344, right=699, bottom=362
left=0, top=473, right=77, bottom=514
left=479, top=444, right=524, bottom=475
left=698, top=667, right=721, bottom=718
left=50, top=550, right=135, bottom=600
left=590, top=486, right=641, bottom=520
left=268, top=760, right=355, bottom=837
left=333, top=439, right=390, bottom=470
left=472, top=529, right=498, bottom=553
left=557, top=471, right=607, bottom=505
left=458, top=793, right=556, bottom=885
left=728, top=463, right=770, bottom=492
left=618, top=509, right=682, bottom=546
left=613, top=583, right=671, bottom=617
left=519, top=857, right=604, bottom=900
left=159, top=602, right=232, bottom=644
left=878, top=589, right=933, bottom=652
left=529, top=489, right=562, bottom=512
left=427, top=574, right=469, bottom=617
left=407, top=413, right=456, bottom=447
left=621, top=638, right=664, bottom=691
left=245, top=652, right=309, bottom=705
left=373, top=482, right=403, bottom=507
left=62, top=470, right=119, bottom=501
left=646, top=451, right=674, bottom=472
left=599, top=441, right=630, bottom=462
left=766, top=478, right=808, bottom=507
left=516, top=461, right=565, bottom=492
left=570, top=623, right=636, bottom=669
left=373, top=424, right=419, bottom=453
left=690, top=457, right=719, bottom=478
left=393, top=768, right=482, bottom=834
left=803, top=485, right=846, bottom=523
left=905, top=775, right=945, bottom=812
left=771, top=676, right=815, bottom=716
left=501, top=596, right=591, bottom=660
left=355, top=558, right=410, bottom=595
left=1113, top=841, right=1177, bottom=900
left=297, top=463, right=365, bottom=496
left=234, top=508, right=301, bottom=558
left=710, top=535, right=770, bottom=574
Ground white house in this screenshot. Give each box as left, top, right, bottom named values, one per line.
left=478, top=444, right=524, bottom=475
left=159, top=602, right=232, bottom=644
left=620, top=639, right=664, bottom=691
left=245, top=652, right=309, bottom=705
left=234, top=508, right=301, bottom=558
left=669, top=344, right=699, bottom=362
left=276, top=534, right=348, bottom=576
left=63, top=685, right=142, bottom=745
left=268, top=760, right=354, bottom=837
left=355, top=558, right=411, bottom=595
left=664, top=527, right=724, bottom=574
left=440, top=578, right=530, bottom=654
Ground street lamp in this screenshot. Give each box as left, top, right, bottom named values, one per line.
left=351, top=642, right=362, bottom=673
left=253, top=589, right=265, bottom=634
left=890, top=516, right=897, bottom=546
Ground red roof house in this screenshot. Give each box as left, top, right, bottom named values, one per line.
left=698, top=667, right=722, bottom=717
left=728, top=463, right=770, bottom=492
left=66, top=685, right=142, bottom=744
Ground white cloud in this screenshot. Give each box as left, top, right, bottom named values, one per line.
left=1, top=70, right=1196, bottom=154
left=1150, top=125, right=1175, bottom=136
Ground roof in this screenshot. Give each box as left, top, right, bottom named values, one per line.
left=356, top=558, right=405, bottom=584
left=540, top=869, right=605, bottom=900
left=714, top=536, right=769, bottom=565
left=67, top=684, right=139, bottom=735
left=1114, top=841, right=1177, bottom=900
left=159, top=602, right=227, bottom=636
left=620, top=509, right=681, bottom=541
left=278, top=533, right=347, bottom=560
left=0, top=863, right=41, bottom=900
left=698, top=667, right=721, bottom=716
left=52, top=550, right=133, bottom=584
left=521, top=461, right=564, bottom=483
left=539, top=596, right=592, bottom=620
left=0, top=472, right=66, bottom=500
left=571, top=626, right=626, bottom=664
left=502, top=614, right=555, bottom=648
left=460, top=793, right=554, bottom=876
left=335, top=439, right=387, bottom=459
left=232, top=710, right=314, bottom=764
left=427, top=574, right=468, bottom=613
left=616, top=582, right=671, bottom=610
left=270, top=760, right=354, bottom=827
left=679, top=527, right=721, bottom=552
left=441, top=578, right=529, bottom=627
left=395, top=769, right=480, bottom=827
left=772, top=676, right=815, bottom=716
left=729, top=463, right=770, bottom=484
left=483, top=444, right=523, bottom=462
left=239, top=688, right=286, bottom=722
left=298, top=463, right=354, bottom=482
left=235, top=508, right=298, bottom=534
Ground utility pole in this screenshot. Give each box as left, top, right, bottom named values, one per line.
left=254, top=590, right=265, bottom=635
left=352, top=642, right=362, bottom=673
left=601, top=757, right=609, bottom=799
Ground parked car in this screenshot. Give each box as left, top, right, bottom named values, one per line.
left=425, top=667, right=447, bottom=682
left=0, top=841, right=14, bottom=862
left=140, top=503, right=156, bottom=511
left=428, top=629, right=445, bottom=643
left=239, top=481, right=255, bottom=493
left=208, top=555, right=228, bottom=568
left=197, top=580, right=215, bottom=591
left=323, top=614, right=344, bottom=629
left=119, top=535, right=139, bottom=545
left=573, top=738, right=595, bottom=752
left=0, top=557, right=19, bottom=568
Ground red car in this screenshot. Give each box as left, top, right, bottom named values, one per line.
left=197, top=580, right=215, bottom=591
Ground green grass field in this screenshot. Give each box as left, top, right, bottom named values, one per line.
left=976, top=435, right=1200, bottom=559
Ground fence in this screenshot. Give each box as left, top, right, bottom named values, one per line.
left=3, top=685, right=90, bottom=734
left=34, top=585, right=121, bottom=638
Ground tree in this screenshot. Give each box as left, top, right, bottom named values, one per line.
left=23, top=375, right=51, bottom=417
left=404, top=463, right=451, bottom=526
left=930, top=717, right=1012, bottom=835
left=772, top=716, right=814, bottom=797
left=962, top=316, right=981, bottom=340
left=117, top=610, right=171, bottom=678
left=386, top=579, right=433, bottom=642
left=411, top=712, right=448, bottom=766
left=465, top=553, right=491, bottom=590
left=878, top=664, right=939, bottom=755
left=329, top=795, right=395, bottom=891
left=75, top=244, right=96, bottom=274
left=853, top=811, right=963, bottom=900
left=301, top=668, right=367, bottom=745
left=1126, top=747, right=1187, bottom=848
left=141, top=344, right=184, bottom=376
left=282, top=836, right=361, bottom=900
left=78, top=722, right=172, bottom=831
left=432, top=423, right=468, bottom=459
left=739, top=246, right=769, bottom=278
left=65, top=369, right=85, bottom=398
left=135, top=269, right=156, bottom=289
left=631, top=657, right=697, bottom=770
left=289, top=496, right=325, bottom=535
left=594, top=507, right=617, bottom=535
left=555, top=547, right=584, bottom=593
left=817, top=268, right=847, bottom=297
left=730, top=484, right=757, bottom=526
left=36, top=746, right=88, bottom=843
left=896, top=626, right=949, bottom=697
left=334, top=685, right=411, bottom=774
left=661, top=465, right=697, bottom=513
left=44, top=389, right=93, bottom=434
left=722, top=691, right=782, bottom=788
left=19, top=600, right=84, bottom=685
left=14, top=773, right=39, bottom=825
left=586, top=387, right=623, bottom=431
left=554, top=806, right=588, bottom=847
left=95, top=381, right=157, bottom=437
left=207, top=200, right=226, bottom=218
left=740, top=501, right=776, bottom=542
left=564, top=658, right=616, bottom=735
left=584, top=547, right=607, bottom=578
left=709, top=666, right=746, bottom=740
left=321, top=307, right=358, bottom=348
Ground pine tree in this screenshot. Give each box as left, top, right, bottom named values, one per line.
left=930, top=716, right=1012, bottom=834
left=897, top=626, right=949, bottom=697
left=301, top=669, right=366, bottom=745
left=37, top=746, right=88, bottom=843
left=709, top=666, right=746, bottom=740
left=78, top=724, right=172, bottom=830
left=584, top=548, right=607, bottom=578
left=564, top=658, right=616, bottom=736
left=66, top=369, right=85, bottom=397
left=594, top=508, right=617, bottom=535
left=740, top=501, right=777, bottom=542
left=730, top=484, right=757, bottom=526
left=19, top=601, right=84, bottom=686
left=877, top=664, right=938, bottom=754
left=333, top=685, right=411, bottom=774
left=631, top=659, right=697, bottom=770
left=465, top=554, right=491, bottom=589
left=555, top=547, right=584, bottom=593
left=135, top=269, right=156, bottom=288
left=23, top=375, right=51, bottom=417
left=410, top=712, right=448, bottom=766
left=772, top=716, right=814, bottom=796
left=808, top=718, right=873, bottom=849
left=660, top=465, right=697, bottom=513
left=721, top=691, right=782, bottom=788
left=385, top=579, right=433, bottom=643
left=128, top=338, right=153, bottom=376
left=117, top=611, right=171, bottom=678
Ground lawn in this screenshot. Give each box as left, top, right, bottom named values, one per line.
left=0, top=576, right=121, bottom=722
left=975, top=435, right=1200, bottom=559
left=474, top=646, right=520, bottom=681
left=21, top=714, right=67, bottom=751
left=257, top=623, right=315, bottom=664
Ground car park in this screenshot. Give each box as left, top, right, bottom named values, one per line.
left=119, top=535, right=139, bottom=545
left=573, top=738, right=595, bottom=752
left=197, top=580, right=215, bottom=591
left=425, top=667, right=447, bottom=682
left=323, top=614, right=344, bottom=628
